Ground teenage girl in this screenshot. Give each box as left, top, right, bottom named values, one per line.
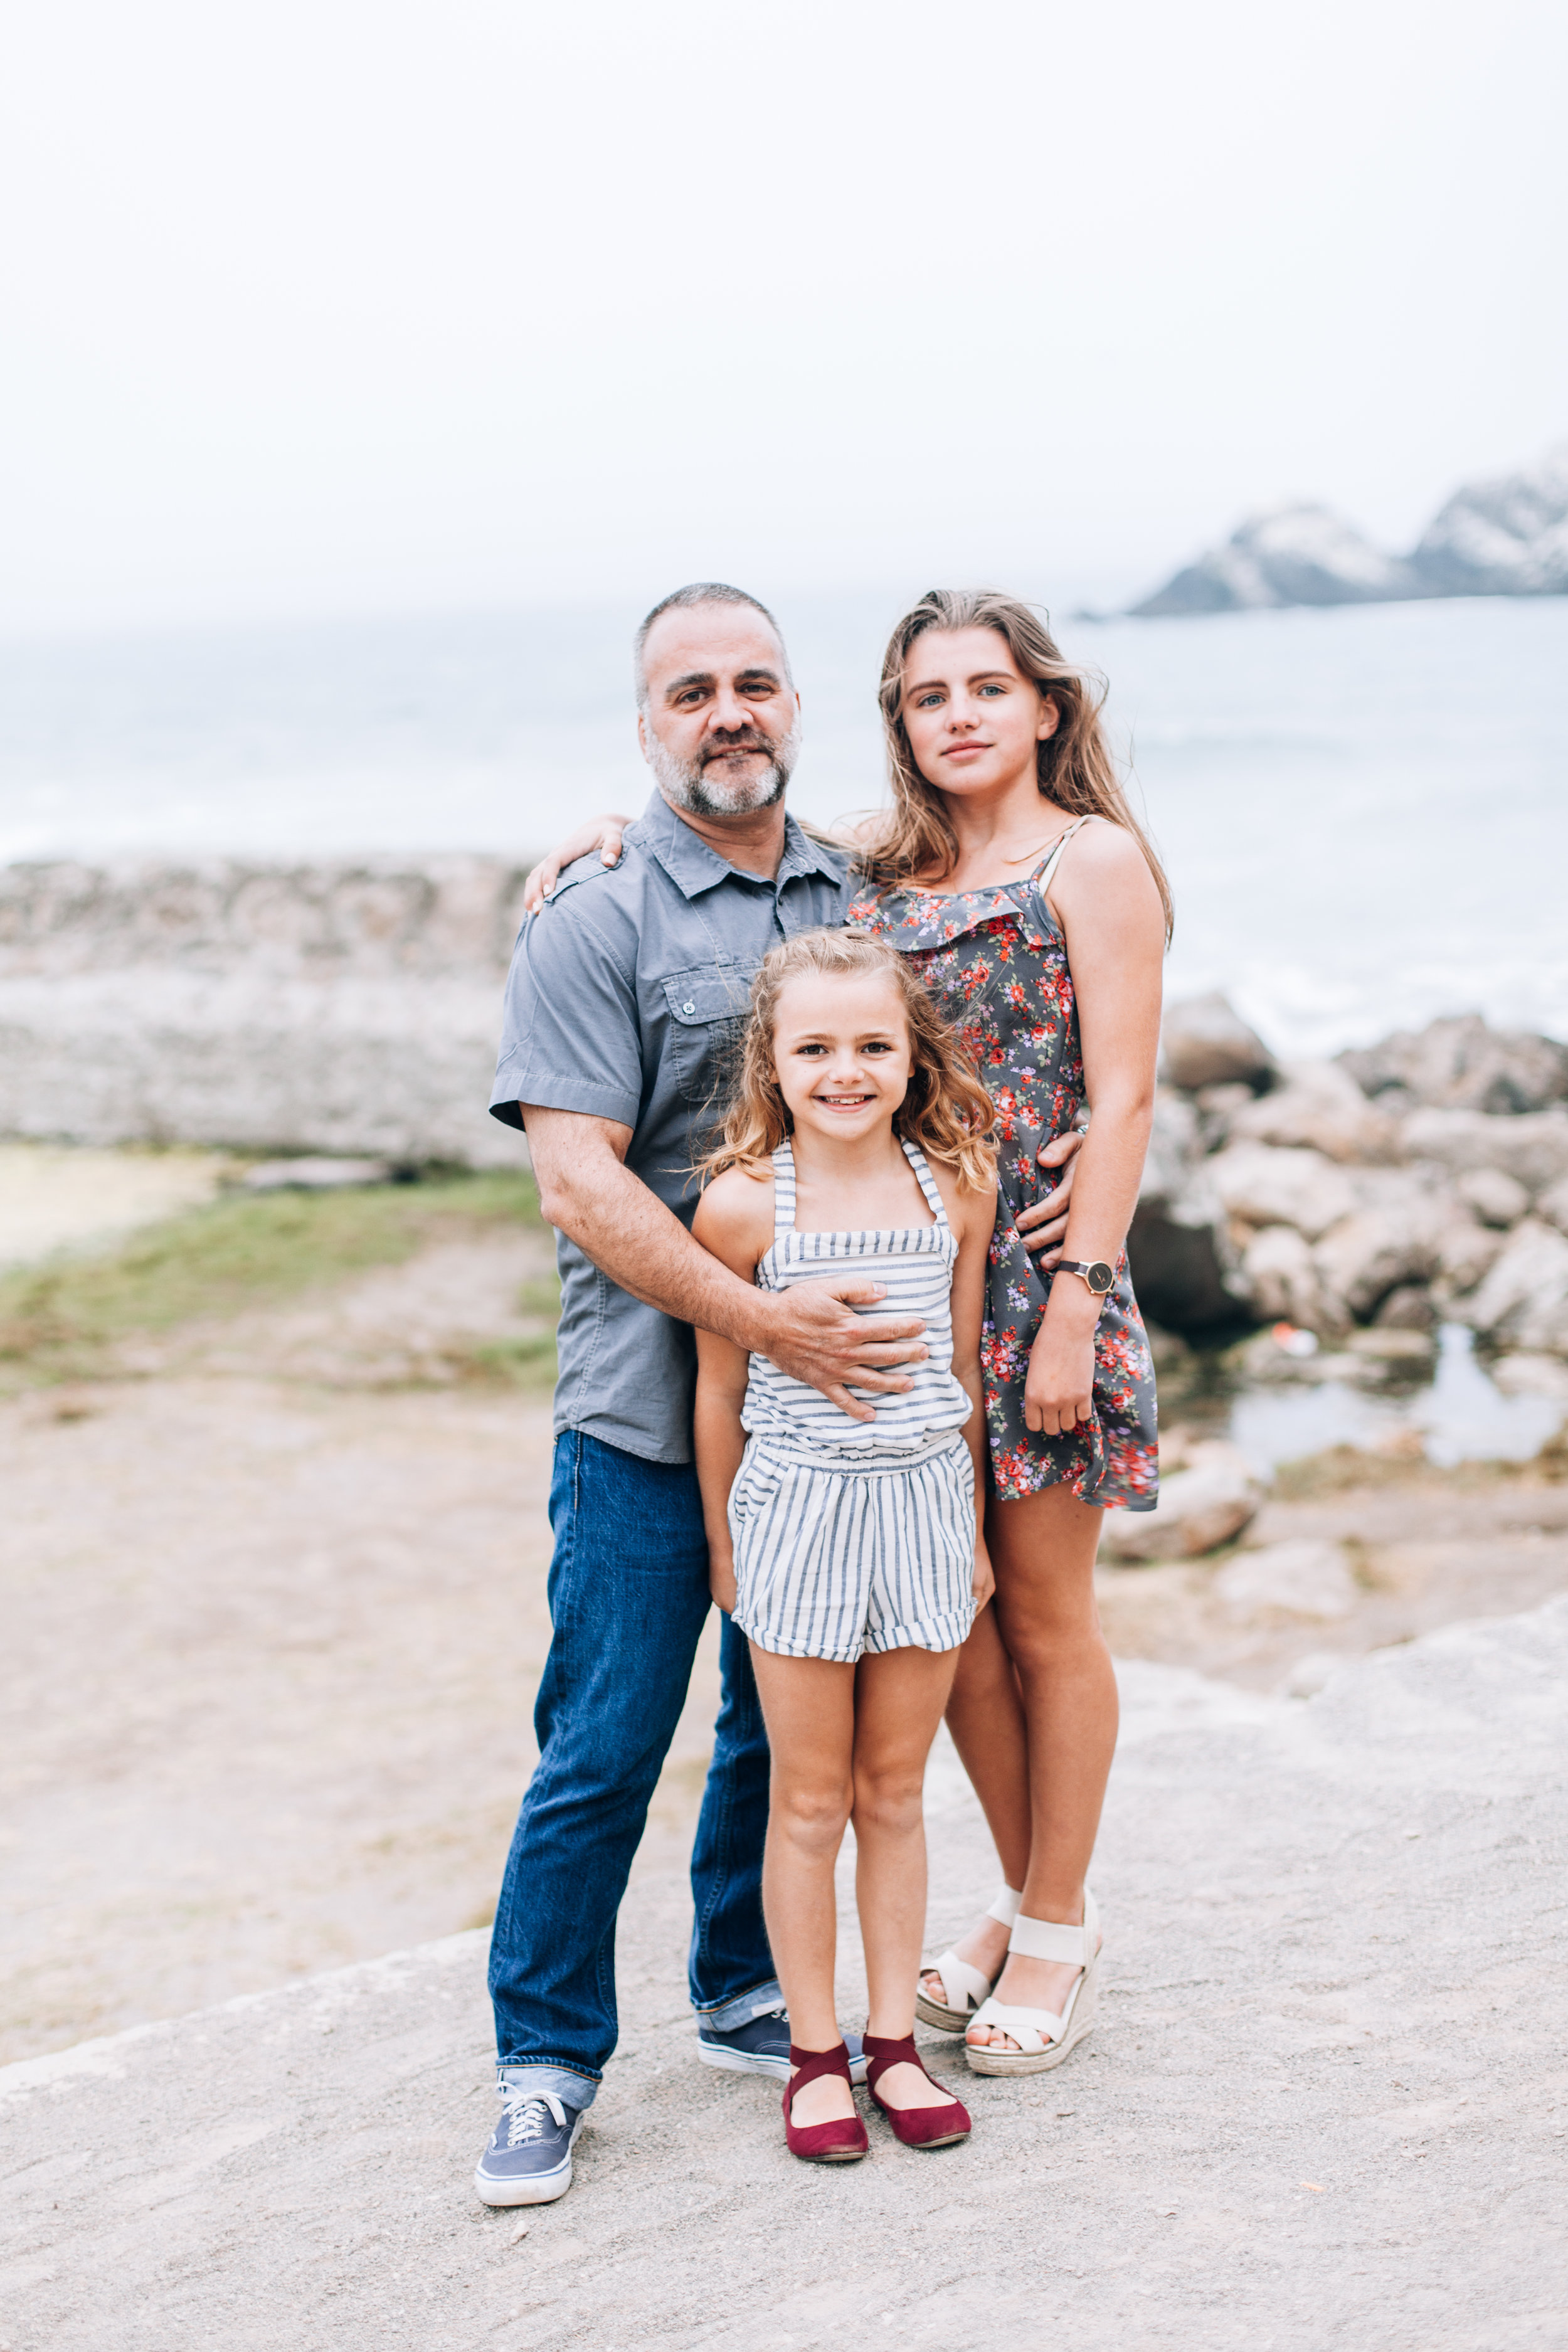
left=692, top=927, right=997, bottom=2161
left=849, top=589, right=1168, bottom=2074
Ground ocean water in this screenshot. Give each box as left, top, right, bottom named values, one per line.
left=1, top=593, right=1564, bottom=1058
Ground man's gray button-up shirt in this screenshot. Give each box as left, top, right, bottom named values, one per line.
left=490, top=790, right=852, bottom=1465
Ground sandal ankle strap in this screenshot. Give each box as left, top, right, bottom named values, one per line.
left=1009, top=1887, right=1099, bottom=1966
left=985, top=1884, right=1024, bottom=1929
left=787, top=2041, right=854, bottom=2094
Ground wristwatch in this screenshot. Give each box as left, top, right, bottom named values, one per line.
left=1057, top=1258, right=1115, bottom=1296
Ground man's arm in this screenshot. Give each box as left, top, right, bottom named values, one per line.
left=524, top=1106, right=928, bottom=1423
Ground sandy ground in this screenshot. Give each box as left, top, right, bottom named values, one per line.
left=3, top=1212, right=1567, bottom=2072
left=1, top=1605, right=1564, bottom=2352
left=0, top=1142, right=230, bottom=1266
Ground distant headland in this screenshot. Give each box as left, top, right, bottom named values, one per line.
left=1128, top=445, right=1568, bottom=617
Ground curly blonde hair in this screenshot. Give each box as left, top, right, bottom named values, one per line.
left=700, top=928, right=995, bottom=1194
left=861, top=586, right=1173, bottom=943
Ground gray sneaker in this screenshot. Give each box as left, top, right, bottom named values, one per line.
left=474, top=2084, right=585, bottom=2206
left=697, top=2005, right=868, bottom=2084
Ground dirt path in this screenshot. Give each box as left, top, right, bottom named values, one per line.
left=0, top=1235, right=721, bottom=2066
left=3, top=1227, right=1565, bottom=2067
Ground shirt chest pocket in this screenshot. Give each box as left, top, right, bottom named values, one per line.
left=661, top=963, right=757, bottom=1116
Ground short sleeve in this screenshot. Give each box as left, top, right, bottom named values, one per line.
left=488, top=897, right=643, bottom=1131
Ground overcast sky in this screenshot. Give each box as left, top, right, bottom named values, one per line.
left=3, top=0, right=1564, bottom=634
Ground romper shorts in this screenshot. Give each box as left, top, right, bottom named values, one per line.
left=728, top=1429, right=977, bottom=1663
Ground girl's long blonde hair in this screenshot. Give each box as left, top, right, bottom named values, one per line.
left=862, top=587, right=1174, bottom=942
left=701, top=928, right=995, bottom=1194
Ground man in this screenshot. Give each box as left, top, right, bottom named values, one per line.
left=475, top=583, right=1076, bottom=2206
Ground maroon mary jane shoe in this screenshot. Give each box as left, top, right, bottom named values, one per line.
left=862, top=2032, right=972, bottom=2149
left=782, top=2043, right=870, bottom=2163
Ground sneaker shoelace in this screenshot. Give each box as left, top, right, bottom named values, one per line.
left=498, top=2089, right=568, bottom=2148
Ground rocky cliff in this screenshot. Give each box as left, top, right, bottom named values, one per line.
left=0, top=857, right=531, bottom=1167
left=1130, top=446, right=1568, bottom=616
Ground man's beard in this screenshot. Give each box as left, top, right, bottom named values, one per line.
left=646, top=720, right=800, bottom=818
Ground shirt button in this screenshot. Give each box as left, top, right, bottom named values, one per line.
left=681, top=1000, right=695, bottom=1015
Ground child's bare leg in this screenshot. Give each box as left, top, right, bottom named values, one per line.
left=919, top=1589, right=1030, bottom=2005
left=852, top=1641, right=961, bottom=2110
left=749, top=1646, right=857, bottom=2127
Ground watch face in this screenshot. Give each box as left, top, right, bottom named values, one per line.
left=1087, top=1261, right=1115, bottom=1293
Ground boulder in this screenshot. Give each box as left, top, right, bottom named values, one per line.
left=1240, top=1223, right=1337, bottom=1332
left=1226, top=1058, right=1396, bottom=1163
left=1491, top=1353, right=1568, bottom=1400
left=1374, top=1284, right=1438, bottom=1332
left=1209, top=1143, right=1355, bottom=1241
left=1459, top=1220, right=1568, bottom=1356
left=1098, top=1440, right=1266, bottom=1563
left=1313, top=1177, right=1443, bottom=1323
left=1537, top=1176, right=1568, bottom=1236
left=1456, top=1167, right=1531, bottom=1229
left=1125, top=1091, right=1250, bottom=1334
left=1399, top=1108, right=1568, bottom=1196
left=1159, top=993, right=1277, bottom=1094
left=1192, top=1081, right=1256, bottom=1152
left=1433, top=1215, right=1506, bottom=1302
left=241, top=1158, right=395, bottom=1192
left=1340, top=1016, right=1568, bottom=1117
left=1213, top=1539, right=1360, bottom=1621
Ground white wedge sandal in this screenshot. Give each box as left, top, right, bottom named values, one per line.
left=914, top=1886, right=1022, bottom=2035
left=963, top=1888, right=1101, bottom=2076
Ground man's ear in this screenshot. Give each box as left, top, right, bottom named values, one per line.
left=636, top=712, right=649, bottom=760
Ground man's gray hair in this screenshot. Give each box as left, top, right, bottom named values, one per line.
left=633, top=582, right=793, bottom=709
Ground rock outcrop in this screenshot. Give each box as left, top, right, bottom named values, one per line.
left=1129, top=446, right=1568, bottom=615
left=0, top=857, right=531, bottom=1167
left=1130, top=505, right=1417, bottom=617
left=1126, top=1002, right=1568, bottom=1360
left=1411, top=447, right=1568, bottom=596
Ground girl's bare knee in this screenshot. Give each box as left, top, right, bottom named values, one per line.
left=850, top=1769, right=925, bottom=1840
left=773, top=1777, right=853, bottom=1853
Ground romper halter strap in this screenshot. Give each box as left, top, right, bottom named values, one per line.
left=901, top=1139, right=949, bottom=1231
left=771, top=1140, right=798, bottom=1240
left=1033, top=813, right=1096, bottom=898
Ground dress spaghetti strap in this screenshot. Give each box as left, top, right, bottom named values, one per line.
left=1033, top=814, right=1096, bottom=899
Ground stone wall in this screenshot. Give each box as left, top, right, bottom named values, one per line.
left=0, top=857, right=532, bottom=1167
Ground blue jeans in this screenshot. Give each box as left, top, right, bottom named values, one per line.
left=488, top=1431, right=777, bottom=2107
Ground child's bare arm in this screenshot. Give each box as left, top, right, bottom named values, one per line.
left=691, top=1172, right=773, bottom=1612
left=942, top=1165, right=999, bottom=1607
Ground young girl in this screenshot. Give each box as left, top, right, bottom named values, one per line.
left=692, top=928, right=997, bottom=2162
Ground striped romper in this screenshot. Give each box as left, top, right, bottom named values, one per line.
left=728, top=1137, right=979, bottom=1664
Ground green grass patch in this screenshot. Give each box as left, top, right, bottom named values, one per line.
left=0, top=1168, right=548, bottom=1388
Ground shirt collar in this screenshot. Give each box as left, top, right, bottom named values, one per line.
left=633, top=789, right=847, bottom=901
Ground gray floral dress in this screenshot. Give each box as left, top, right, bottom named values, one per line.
left=846, top=856, right=1159, bottom=1512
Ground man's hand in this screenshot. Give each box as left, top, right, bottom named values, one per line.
left=523, top=815, right=630, bottom=914
left=755, top=1279, right=928, bottom=1423
left=1015, top=1128, right=1084, bottom=1267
